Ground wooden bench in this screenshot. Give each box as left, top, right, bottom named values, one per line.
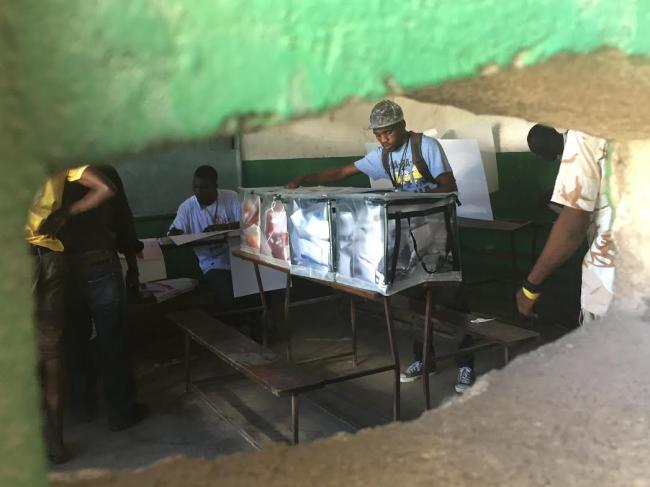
left=167, top=308, right=324, bottom=444
left=429, top=307, right=540, bottom=364
left=374, top=296, right=540, bottom=365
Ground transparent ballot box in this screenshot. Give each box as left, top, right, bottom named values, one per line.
left=281, top=187, right=360, bottom=280
left=334, top=192, right=461, bottom=295
left=239, top=187, right=290, bottom=264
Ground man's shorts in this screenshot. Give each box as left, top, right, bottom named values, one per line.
left=32, top=248, right=66, bottom=361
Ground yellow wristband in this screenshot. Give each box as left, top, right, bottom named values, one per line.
left=522, top=287, right=541, bottom=301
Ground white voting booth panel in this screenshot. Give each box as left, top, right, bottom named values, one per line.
left=119, top=238, right=199, bottom=302
left=119, top=238, right=167, bottom=283
left=440, top=139, right=493, bottom=221
left=230, top=244, right=287, bottom=298
left=441, top=122, right=499, bottom=194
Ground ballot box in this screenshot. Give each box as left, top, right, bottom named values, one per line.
left=334, top=191, right=461, bottom=295
left=240, top=187, right=290, bottom=264
left=281, top=188, right=361, bottom=281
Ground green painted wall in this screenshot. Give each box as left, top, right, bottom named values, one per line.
left=8, top=0, right=650, bottom=163
left=4, top=1, right=650, bottom=485
left=243, top=156, right=370, bottom=189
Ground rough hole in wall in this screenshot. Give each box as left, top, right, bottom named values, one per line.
left=7, top=27, right=650, bottom=484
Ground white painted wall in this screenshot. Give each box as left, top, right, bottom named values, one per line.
left=241, top=96, right=535, bottom=161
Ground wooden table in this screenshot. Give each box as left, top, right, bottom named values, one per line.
left=157, top=232, right=235, bottom=249
left=231, top=249, right=450, bottom=416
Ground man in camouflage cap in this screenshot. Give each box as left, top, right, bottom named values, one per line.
left=368, top=99, right=404, bottom=129
left=286, top=100, right=476, bottom=393
left=286, top=99, right=456, bottom=193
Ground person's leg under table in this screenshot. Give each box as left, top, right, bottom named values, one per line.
left=401, top=285, right=435, bottom=384
left=203, top=268, right=236, bottom=309
left=454, top=334, right=475, bottom=394
left=205, top=268, right=271, bottom=341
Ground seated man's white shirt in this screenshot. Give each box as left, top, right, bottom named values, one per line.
left=550, top=130, right=615, bottom=317
left=170, top=190, right=241, bottom=273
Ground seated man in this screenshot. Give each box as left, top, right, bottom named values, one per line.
left=169, top=165, right=240, bottom=304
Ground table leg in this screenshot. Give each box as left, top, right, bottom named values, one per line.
left=530, top=223, right=538, bottom=267
left=284, top=273, right=292, bottom=361
left=291, top=394, right=299, bottom=445
left=383, top=297, right=400, bottom=421
left=422, top=287, right=434, bottom=410
left=350, top=297, right=358, bottom=367
left=510, top=232, right=519, bottom=322
left=253, top=263, right=269, bottom=347
left=184, top=333, right=191, bottom=394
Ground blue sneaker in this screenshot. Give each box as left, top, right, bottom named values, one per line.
left=454, top=367, right=474, bottom=394
left=400, top=360, right=435, bottom=383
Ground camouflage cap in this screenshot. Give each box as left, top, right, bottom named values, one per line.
left=368, top=100, right=404, bottom=129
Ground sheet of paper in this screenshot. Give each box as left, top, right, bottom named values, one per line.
left=443, top=122, right=499, bottom=193
left=168, top=229, right=239, bottom=246
left=119, top=237, right=167, bottom=283
left=229, top=245, right=288, bottom=297
left=141, top=278, right=198, bottom=303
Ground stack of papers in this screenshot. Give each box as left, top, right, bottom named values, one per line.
left=140, top=278, right=199, bottom=303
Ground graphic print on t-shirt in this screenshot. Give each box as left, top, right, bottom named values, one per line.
left=355, top=135, right=452, bottom=194
left=387, top=159, right=434, bottom=192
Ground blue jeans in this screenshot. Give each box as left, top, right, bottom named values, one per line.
left=64, top=250, right=136, bottom=423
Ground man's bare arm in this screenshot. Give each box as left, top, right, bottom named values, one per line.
left=39, top=167, right=116, bottom=236
left=423, top=171, right=458, bottom=193
left=285, top=164, right=360, bottom=188
left=516, top=206, right=591, bottom=316
left=68, top=167, right=116, bottom=216
left=528, top=206, right=591, bottom=285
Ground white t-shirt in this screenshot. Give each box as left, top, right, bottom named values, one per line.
left=170, top=190, right=241, bottom=273
left=551, top=130, right=615, bottom=316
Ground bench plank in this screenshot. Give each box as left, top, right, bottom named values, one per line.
left=168, top=309, right=323, bottom=396
left=387, top=296, right=539, bottom=345
left=430, top=308, right=539, bottom=344
left=458, top=217, right=531, bottom=232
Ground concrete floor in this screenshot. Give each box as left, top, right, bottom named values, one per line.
left=49, top=269, right=578, bottom=475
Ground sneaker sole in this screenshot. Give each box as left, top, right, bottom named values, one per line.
left=400, top=375, right=421, bottom=383
left=400, top=371, right=436, bottom=384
